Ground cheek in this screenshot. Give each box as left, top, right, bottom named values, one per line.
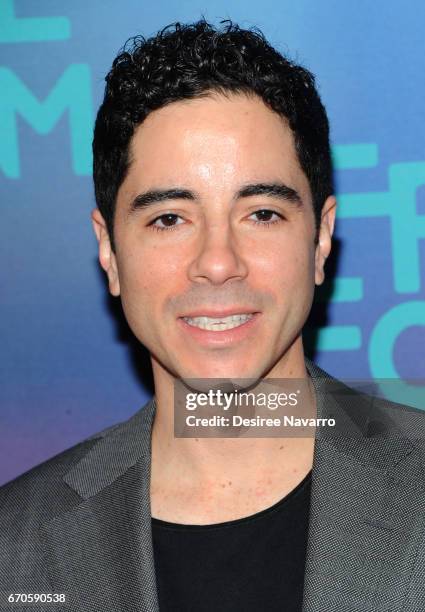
left=117, top=245, right=183, bottom=316
left=252, top=236, right=316, bottom=291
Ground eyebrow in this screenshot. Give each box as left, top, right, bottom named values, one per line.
left=128, top=182, right=303, bottom=214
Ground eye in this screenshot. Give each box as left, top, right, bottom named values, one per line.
left=148, top=213, right=185, bottom=232
left=249, top=209, right=284, bottom=226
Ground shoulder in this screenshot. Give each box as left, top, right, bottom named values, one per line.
left=0, top=435, right=102, bottom=590
left=0, top=418, right=126, bottom=529
left=367, top=393, right=425, bottom=442
left=306, top=358, right=425, bottom=442
left=0, top=395, right=156, bottom=524
left=0, top=401, right=155, bottom=590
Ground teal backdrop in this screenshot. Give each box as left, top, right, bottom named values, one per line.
left=1, top=0, right=424, bottom=485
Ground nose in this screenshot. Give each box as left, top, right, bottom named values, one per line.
left=187, top=222, right=249, bottom=286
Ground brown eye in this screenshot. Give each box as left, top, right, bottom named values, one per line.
left=250, top=209, right=284, bottom=226
left=149, top=213, right=184, bottom=232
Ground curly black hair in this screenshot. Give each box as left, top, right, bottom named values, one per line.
left=93, top=18, right=333, bottom=251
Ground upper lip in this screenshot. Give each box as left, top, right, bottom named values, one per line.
left=180, top=308, right=260, bottom=318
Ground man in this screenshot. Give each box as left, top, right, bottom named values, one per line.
left=1, top=18, right=424, bottom=612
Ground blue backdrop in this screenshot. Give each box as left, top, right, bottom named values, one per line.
left=1, top=0, right=424, bottom=485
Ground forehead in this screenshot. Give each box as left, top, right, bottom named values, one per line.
left=122, top=92, right=311, bottom=200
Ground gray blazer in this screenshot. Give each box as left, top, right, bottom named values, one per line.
left=1, top=359, right=425, bottom=611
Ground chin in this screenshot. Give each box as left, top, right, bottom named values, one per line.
left=184, top=361, right=261, bottom=382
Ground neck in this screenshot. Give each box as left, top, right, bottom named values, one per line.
left=149, top=341, right=316, bottom=523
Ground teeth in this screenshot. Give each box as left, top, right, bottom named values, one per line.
left=183, top=313, right=254, bottom=331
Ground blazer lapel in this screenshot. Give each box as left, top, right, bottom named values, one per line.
left=39, top=398, right=159, bottom=612
left=303, top=361, right=425, bottom=611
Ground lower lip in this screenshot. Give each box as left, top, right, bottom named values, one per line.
left=177, top=313, right=261, bottom=346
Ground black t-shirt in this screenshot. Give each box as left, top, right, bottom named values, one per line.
left=152, top=469, right=312, bottom=611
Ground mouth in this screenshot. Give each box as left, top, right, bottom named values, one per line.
left=177, top=311, right=261, bottom=346
left=182, top=313, right=256, bottom=331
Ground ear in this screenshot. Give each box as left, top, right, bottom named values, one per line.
left=91, top=208, right=121, bottom=296
left=314, top=195, right=337, bottom=286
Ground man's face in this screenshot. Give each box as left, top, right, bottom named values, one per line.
left=93, top=92, right=335, bottom=381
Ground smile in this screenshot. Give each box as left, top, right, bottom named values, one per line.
left=182, top=313, right=255, bottom=331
